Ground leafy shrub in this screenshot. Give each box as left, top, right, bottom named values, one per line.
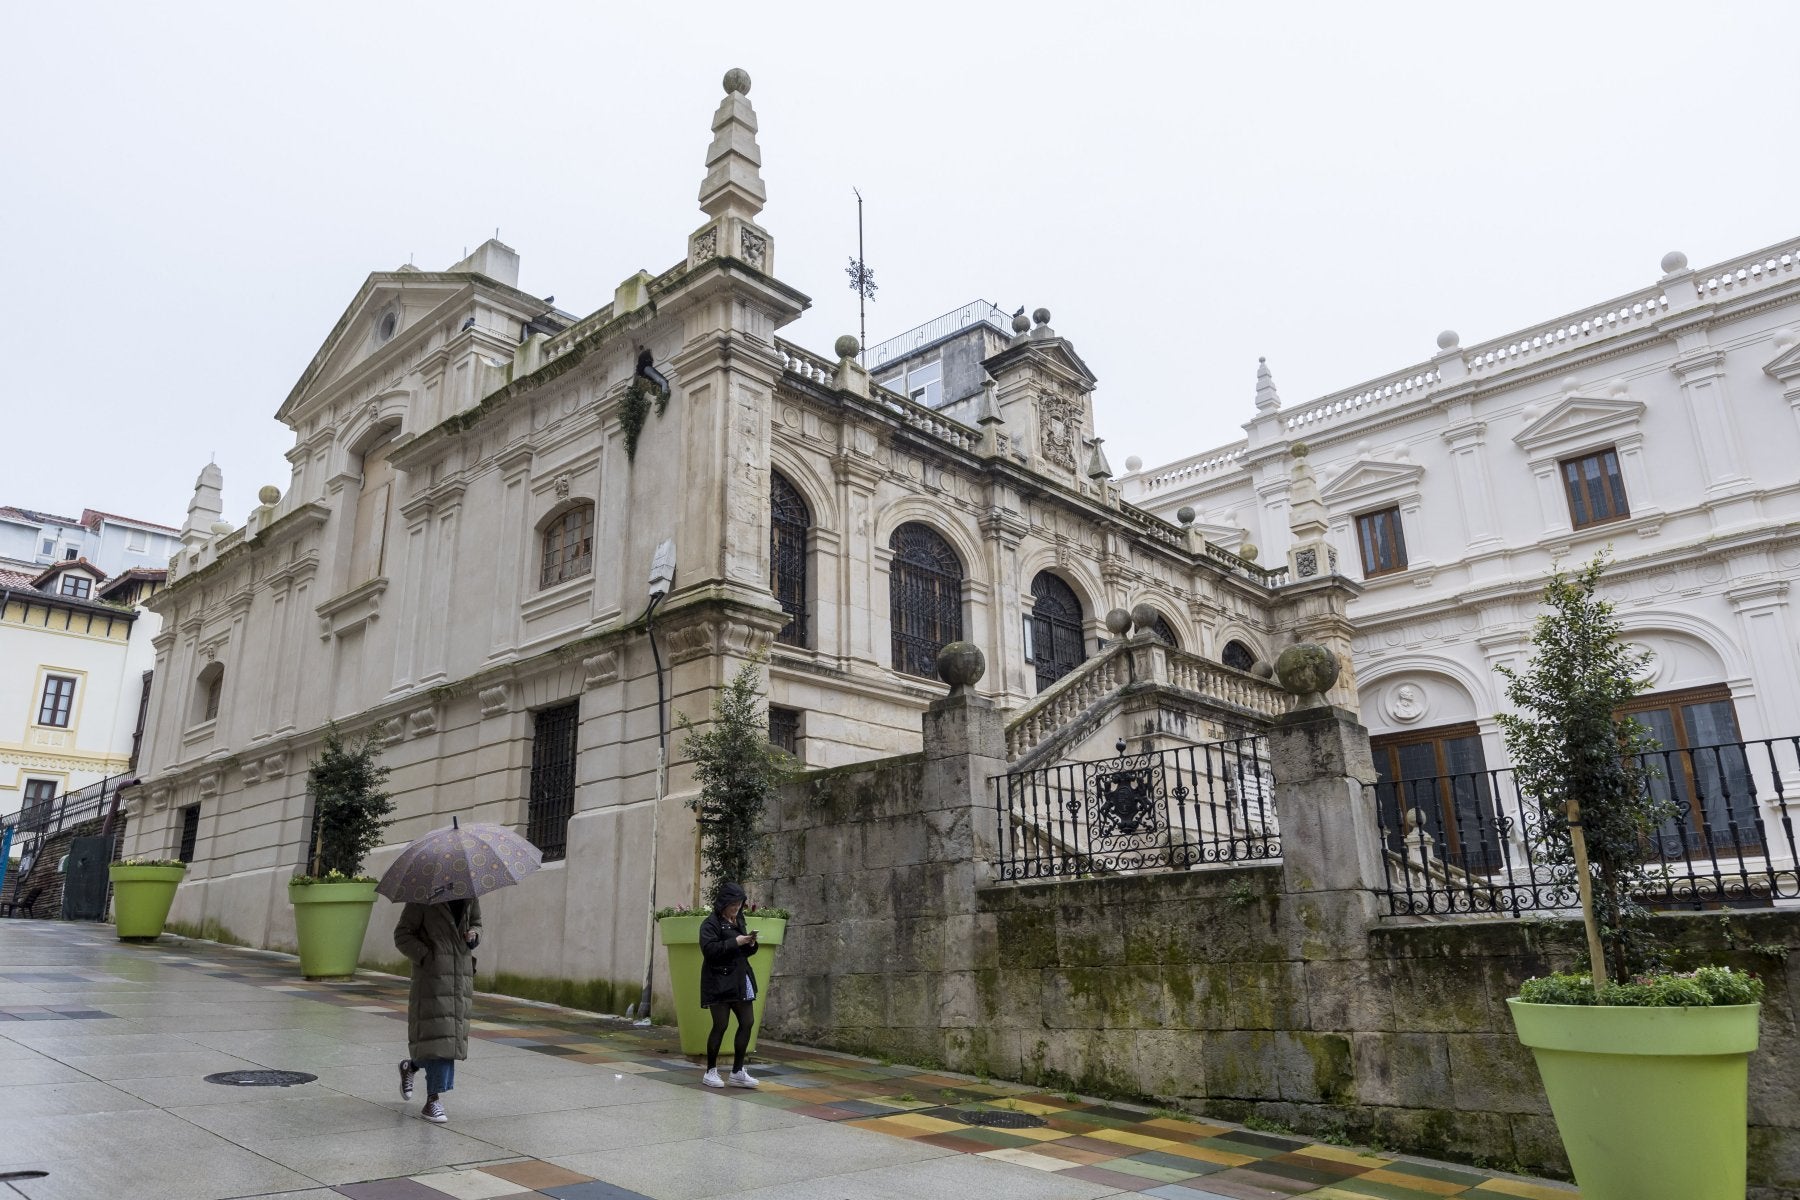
left=679, top=659, right=787, bottom=901
left=1520, top=966, right=1763, bottom=1008
left=302, top=724, right=394, bottom=879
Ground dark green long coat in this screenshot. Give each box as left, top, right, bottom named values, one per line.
left=393, top=899, right=481, bottom=1062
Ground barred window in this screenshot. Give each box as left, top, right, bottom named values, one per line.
left=770, top=472, right=810, bottom=648
left=888, top=524, right=965, bottom=678
left=38, top=675, right=76, bottom=727
left=1028, top=571, right=1086, bottom=691
left=1145, top=612, right=1180, bottom=649
left=768, top=706, right=800, bottom=757
left=178, top=804, right=201, bottom=864
left=540, top=505, right=595, bottom=589
left=1221, top=640, right=1256, bottom=672
left=1561, top=448, right=1629, bottom=529
left=527, top=701, right=579, bottom=861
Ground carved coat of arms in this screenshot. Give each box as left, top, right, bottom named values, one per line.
left=1039, top=390, right=1078, bottom=470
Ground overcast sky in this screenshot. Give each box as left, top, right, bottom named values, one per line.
left=5, top=2, right=1797, bottom=529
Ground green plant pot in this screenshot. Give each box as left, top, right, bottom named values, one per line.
left=288, top=879, right=379, bottom=979
left=658, top=914, right=787, bottom=1057
left=1508, top=998, right=1760, bottom=1200
left=109, top=864, right=186, bottom=940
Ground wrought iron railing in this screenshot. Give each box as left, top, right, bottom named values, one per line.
left=994, top=736, right=1277, bottom=882
left=1375, top=736, right=1800, bottom=917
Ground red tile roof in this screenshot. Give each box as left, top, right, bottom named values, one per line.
left=0, top=567, right=36, bottom=589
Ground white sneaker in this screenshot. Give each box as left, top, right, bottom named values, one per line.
left=728, top=1069, right=759, bottom=1089
left=421, top=1099, right=447, bottom=1123
left=701, top=1068, right=724, bottom=1088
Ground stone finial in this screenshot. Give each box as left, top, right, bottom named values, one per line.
left=258, top=485, right=281, bottom=506
left=699, top=67, right=767, bottom=220
left=1085, top=437, right=1113, bottom=481
left=1104, top=608, right=1133, bottom=637
left=1661, top=249, right=1689, bottom=275
left=1274, top=643, right=1340, bottom=707
left=1254, top=357, right=1282, bottom=414
left=834, top=334, right=860, bottom=361
left=1130, top=603, right=1160, bottom=635
left=209, top=519, right=234, bottom=537
left=935, top=641, right=985, bottom=695
left=1436, top=329, right=1460, bottom=351
left=975, top=371, right=1003, bottom=425
left=1124, top=455, right=1143, bottom=473
left=1176, top=506, right=1196, bottom=526
left=182, top=462, right=225, bottom=544
left=1029, top=308, right=1055, bottom=340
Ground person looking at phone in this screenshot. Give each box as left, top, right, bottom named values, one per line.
left=698, top=880, right=760, bottom=1088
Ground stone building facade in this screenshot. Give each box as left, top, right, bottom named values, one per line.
left=1128, top=242, right=1800, bottom=870
left=121, top=71, right=1347, bottom=1006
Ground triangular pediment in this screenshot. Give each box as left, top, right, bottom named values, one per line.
left=277, top=273, right=475, bottom=425
left=982, top=336, right=1099, bottom=390
left=1318, top=459, right=1425, bottom=507
left=1764, top=339, right=1800, bottom=383
left=1513, top=393, right=1645, bottom=455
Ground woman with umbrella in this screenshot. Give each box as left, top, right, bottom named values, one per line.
left=380, top=818, right=541, bottom=1123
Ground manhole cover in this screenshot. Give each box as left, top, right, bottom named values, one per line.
left=947, top=1108, right=1048, bottom=1129
left=203, top=1070, right=317, bottom=1087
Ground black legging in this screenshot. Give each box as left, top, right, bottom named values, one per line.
left=705, top=1000, right=754, bottom=1072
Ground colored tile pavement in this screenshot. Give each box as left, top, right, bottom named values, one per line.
left=0, top=922, right=1578, bottom=1199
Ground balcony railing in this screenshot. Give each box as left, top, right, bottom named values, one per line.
left=995, top=736, right=1277, bottom=883
left=1374, top=736, right=1800, bottom=917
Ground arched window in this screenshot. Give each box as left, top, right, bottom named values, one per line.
left=770, top=472, right=810, bottom=648
left=889, top=523, right=964, bottom=678
left=1146, top=612, right=1180, bottom=649
left=1221, top=639, right=1256, bottom=672
left=540, top=505, right=594, bottom=589
left=1028, top=571, right=1086, bottom=691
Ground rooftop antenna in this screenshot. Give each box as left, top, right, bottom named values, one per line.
left=846, top=188, right=877, bottom=364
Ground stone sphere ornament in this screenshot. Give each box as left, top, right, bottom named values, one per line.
left=1176, top=506, right=1196, bottom=526
left=1274, top=643, right=1340, bottom=705
left=723, top=68, right=752, bottom=95
left=834, top=334, right=860, bottom=359
left=258, top=485, right=282, bottom=505
left=1104, top=608, right=1133, bottom=637
left=1660, top=249, right=1688, bottom=274
left=1436, top=329, right=1460, bottom=351
left=1032, top=307, right=1051, bottom=326
left=210, top=520, right=234, bottom=536
left=935, top=641, right=986, bottom=694
left=1130, top=603, right=1160, bottom=635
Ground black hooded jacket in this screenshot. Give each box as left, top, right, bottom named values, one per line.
left=698, top=882, right=760, bottom=1007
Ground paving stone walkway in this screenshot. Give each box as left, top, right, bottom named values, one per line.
left=0, top=920, right=1577, bottom=1199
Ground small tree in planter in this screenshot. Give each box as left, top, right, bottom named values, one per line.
left=655, top=660, right=791, bottom=1054
left=1497, top=552, right=1763, bottom=1200
left=290, top=724, right=395, bottom=978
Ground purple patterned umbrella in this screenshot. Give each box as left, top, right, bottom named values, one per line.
left=376, top=818, right=542, bottom=904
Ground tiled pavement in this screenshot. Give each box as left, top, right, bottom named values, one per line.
left=0, top=921, right=1577, bottom=1200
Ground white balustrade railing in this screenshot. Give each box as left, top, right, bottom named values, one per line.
left=1463, top=287, right=1669, bottom=376
left=1165, top=648, right=1290, bottom=719
left=1005, top=645, right=1131, bottom=761
left=1283, top=366, right=1441, bottom=433
left=1690, top=243, right=1800, bottom=300
left=1138, top=442, right=1248, bottom=494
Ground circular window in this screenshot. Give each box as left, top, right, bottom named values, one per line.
left=376, top=312, right=398, bottom=342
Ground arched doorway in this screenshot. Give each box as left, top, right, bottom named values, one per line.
left=889, top=523, right=964, bottom=677
left=1029, top=571, right=1086, bottom=691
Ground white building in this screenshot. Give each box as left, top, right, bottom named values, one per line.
left=0, top=505, right=182, bottom=578
left=121, top=71, right=1349, bottom=1004
left=1128, top=242, right=1800, bottom=876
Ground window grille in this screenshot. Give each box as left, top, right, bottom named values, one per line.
left=527, top=701, right=580, bottom=861
left=1146, top=613, right=1180, bottom=649
left=1355, top=507, right=1408, bottom=576
left=539, top=506, right=594, bottom=589
left=178, top=805, right=201, bottom=864
left=1028, top=571, right=1086, bottom=690
left=38, top=675, right=75, bottom=727
left=768, top=706, right=800, bottom=756
left=1561, top=447, right=1630, bottom=528
left=888, top=523, right=964, bottom=678
left=1221, top=640, right=1256, bottom=672
left=770, top=473, right=810, bottom=648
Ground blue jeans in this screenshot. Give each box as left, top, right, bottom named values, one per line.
left=420, top=1057, right=455, bottom=1095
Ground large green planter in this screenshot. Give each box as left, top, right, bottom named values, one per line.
left=658, top=913, right=787, bottom=1056
left=1509, top=998, right=1760, bottom=1200
left=109, top=864, right=186, bottom=940
left=288, top=879, right=379, bottom=979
